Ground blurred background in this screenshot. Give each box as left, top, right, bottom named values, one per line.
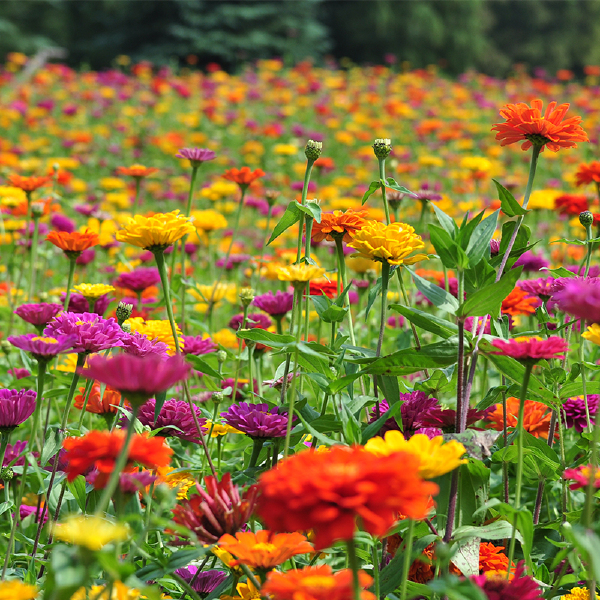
left=1, top=0, right=600, bottom=76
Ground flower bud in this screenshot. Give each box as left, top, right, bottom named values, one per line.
left=116, top=302, right=133, bottom=325
left=265, top=190, right=280, bottom=207
left=239, top=287, right=255, bottom=307
left=121, top=322, right=132, bottom=333
left=217, top=350, right=228, bottom=364
left=30, top=203, right=45, bottom=218
left=1, top=341, right=12, bottom=354
left=304, top=139, right=323, bottom=161
left=490, top=239, right=501, bottom=257
left=580, top=210, right=594, bottom=227
left=212, top=391, right=225, bottom=404
left=373, top=138, right=392, bottom=159
left=52, top=162, right=60, bottom=174
left=0, top=467, right=13, bottom=482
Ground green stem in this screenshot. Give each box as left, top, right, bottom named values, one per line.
left=373, top=261, right=390, bottom=412
left=28, top=215, right=40, bottom=301
left=378, top=158, right=390, bottom=225
left=63, top=256, right=77, bottom=311
left=507, top=362, right=533, bottom=577
left=371, top=542, right=381, bottom=600
left=60, top=353, right=87, bottom=430
left=240, top=564, right=262, bottom=592
left=397, top=269, right=422, bottom=351
left=76, top=378, right=96, bottom=430
left=346, top=537, right=362, bottom=600
left=584, top=222, right=593, bottom=278
left=399, top=519, right=415, bottom=600
left=248, top=437, right=265, bottom=468
left=31, top=360, right=47, bottom=454
left=295, top=158, right=315, bottom=264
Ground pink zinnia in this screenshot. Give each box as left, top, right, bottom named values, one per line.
left=490, top=336, right=568, bottom=362
left=551, top=277, right=600, bottom=323
left=563, top=464, right=600, bottom=490
left=0, top=389, right=36, bottom=430
left=78, top=353, right=191, bottom=407
left=176, top=147, right=216, bottom=167
left=472, top=562, right=543, bottom=600
left=14, top=303, right=62, bottom=330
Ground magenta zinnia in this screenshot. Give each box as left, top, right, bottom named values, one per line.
left=0, top=389, right=36, bottom=430
left=7, top=334, right=76, bottom=363
left=490, top=336, right=568, bottom=362
left=551, top=277, right=600, bottom=324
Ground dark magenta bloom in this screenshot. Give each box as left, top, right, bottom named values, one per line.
left=50, top=213, right=75, bottom=233
left=216, top=253, right=251, bottom=270
left=114, top=267, right=161, bottom=292
left=3, top=440, right=28, bottom=467
left=44, top=312, right=126, bottom=354
left=176, top=147, right=216, bottom=166
left=369, top=392, right=439, bottom=437
left=0, top=389, right=36, bottom=429
left=552, top=277, right=600, bottom=323
left=229, top=312, right=272, bottom=331
left=221, top=402, right=293, bottom=438
left=61, top=292, right=111, bottom=316
left=173, top=567, right=227, bottom=595
left=490, top=336, right=568, bottom=361
left=7, top=333, right=76, bottom=362
left=252, top=291, right=294, bottom=316
left=421, top=406, right=494, bottom=432
left=134, top=398, right=206, bottom=442
left=518, top=277, right=555, bottom=300
left=182, top=334, right=217, bottom=356
left=513, top=250, right=549, bottom=272
left=562, top=394, right=600, bottom=432
left=121, top=331, right=170, bottom=358
left=14, top=303, right=62, bottom=328
left=472, top=562, right=543, bottom=600
left=8, top=368, right=31, bottom=380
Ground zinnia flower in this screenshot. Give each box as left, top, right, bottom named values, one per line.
left=217, top=530, right=313, bottom=569
left=116, top=164, right=158, bottom=178
left=560, top=588, right=600, bottom=600
left=369, top=393, right=439, bottom=436
left=0, top=389, right=36, bottom=430
left=172, top=567, right=227, bottom=596
left=222, top=167, right=265, bottom=189
left=348, top=221, right=427, bottom=266
left=490, top=336, right=568, bottom=362
left=562, top=395, right=600, bottom=432
left=262, top=564, right=375, bottom=600
left=491, top=99, right=588, bottom=152
left=14, top=302, right=62, bottom=330
left=554, top=193, right=589, bottom=216
left=364, top=431, right=467, bottom=478
left=121, top=330, right=170, bottom=358
left=133, top=398, right=206, bottom=442
left=78, top=353, right=191, bottom=407
left=472, top=562, right=543, bottom=600
left=221, top=402, right=292, bottom=438
left=256, top=445, right=437, bottom=550
left=420, top=406, right=493, bottom=432
left=311, top=208, right=367, bottom=243
left=71, top=283, right=115, bottom=300
left=501, top=287, right=538, bottom=316
left=276, top=263, right=326, bottom=285
left=116, top=210, right=195, bottom=250
left=563, top=464, right=600, bottom=490
left=172, top=473, right=258, bottom=544
left=252, top=291, right=294, bottom=316
left=74, top=382, right=123, bottom=415
left=176, top=147, right=216, bottom=167
left=0, top=580, right=38, bottom=600
left=62, top=430, right=172, bottom=486
left=45, top=230, right=99, bottom=256
left=53, top=515, right=129, bottom=550
left=479, top=542, right=512, bottom=575
left=7, top=173, right=50, bottom=192
left=485, top=398, right=553, bottom=439
left=114, top=267, right=161, bottom=292
left=7, top=334, right=76, bottom=363
left=552, top=277, right=600, bottom=323
left=575, top=161, right=600, bottom=187
left=181, top=334, right=217, bottom=356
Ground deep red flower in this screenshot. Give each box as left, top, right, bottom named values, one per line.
left=575, top=161, right=600, bottom=187
left=554, top=193, right=589, bottom=216
left=472, top=562, right=543, bottom=600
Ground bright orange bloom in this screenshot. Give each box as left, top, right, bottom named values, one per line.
left=262, top=564, right=375, bottom=600
left=479, top=542, right=512, bottom=575
left=217, top=530, right=313, bottom=569
left=256, top=446, right=438, bottom=550
left=74, top=382, right=124, bottom=414
left=575, top=161, right=600, bottom=187
left=501, top=287, right=538, bottom=316
left=116, top=164, right=159, bottom=178
left=62, top=430, right=172, bottom=485
left=222, top=166, right=265, bottom=187
left=492, top=99, right=588, bottom=152
left=485, top=397, right=553, bottom=439
left=311, top=209, right=368, bottom=243
left=6, top=173, right=50, bottom=192
left=46, top=230, right=99, bottom=254
left=309, top=278, right=338, bottom=299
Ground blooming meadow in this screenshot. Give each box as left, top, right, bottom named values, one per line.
left=2, top=53, right=600, bottom=600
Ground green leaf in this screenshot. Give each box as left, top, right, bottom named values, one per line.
left=389, top=304, right=459, bottom=339
left=429, top=224, right=469, bottom=269
left=296, top=202, right=322, bottom=223
left=522, top=430, right=560, bottom=481
left=454, top=520, right=521, bottom=543
left=407, top=267, right=459, bottom=314
left=295, top=409, right=340, bottom=445
left=475, top=386, right=507, bottom=411
left=67, top=476, right=88, bottom=512
left=498, top=221, right=531, bottom=256
left=493, top=179, right=529, bottom=217
left=432, top=202, right=458, bottom=239
left=465, top=210, right=499, bottom=266
left=458, top=267, right=522, bottom=319
left=559, top=380, right=600, bottom=400
left=186, top=354, right=222, bottom=379
left=365, top=276, right=383, bottom=317
left=543, top=266, right=576, bottom=278
left=361, top=400, right=401, bottom=443
left=136, top=548, right=207, bottom=581
left=154, top=390, right=167, bottom=422
left=384, top=177, right=415, bottom=195
left=267, top=201, right=302, bottom=245
left=236, top=329, right=295, bottom=347
left=362, top=180, right=382, bottom=204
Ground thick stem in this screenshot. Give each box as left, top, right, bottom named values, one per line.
left=248, top=437, right=265, bottom=468
left=346, top=537, right=362, bottom=600
left=295, top=158, right=315, bottom=264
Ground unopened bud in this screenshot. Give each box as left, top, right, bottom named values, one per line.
left=239, top=287, right=255, bottom=307
left=216, top=350, right=227, bottom=364
left=0, top=467, right=13, bottom=482
left=121, top=322, right=131, bottom=333
left=305, top=139, right=322, bottom=161
left=490, top=239, right=501, bottom=257
left=116, top=302, right=133, bottom=325
left=373, top=138, right=392, bottom=159
left=30, top=203, right=45, bottom=218
left=52, top=162, right=60, bottom=173
left=265, top=190, right=280, bottom=207
left=1, top=341, right=12, bottom=354
left=212, top=391, right=224, bottom=404
left=580, top=211, right=594, bottom=227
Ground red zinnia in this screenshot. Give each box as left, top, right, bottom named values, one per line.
left=563, top=464, right=600, bottom=490
left=256, top=446, right=438, bottom=550
left=7, top=173, right=51, bottom=192
left=490, top=336, right=568, bottom=362
left=492, top=99, right=588, bottom=152
left=222, top=166, right=265, bottom=188
left=554, top=193, right=589, bottom=216
left=62, top=430, right=172, bottom=486
left=575, top=161, right=600, bottom=187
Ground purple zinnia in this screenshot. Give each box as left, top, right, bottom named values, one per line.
left=369, top=392, right=439, bottom=437
left=562, top=395, right=600, bottom=432
left=121, top=331, right=170, bottom=358
left=114, top=267, right=161, bottom=292
left=0, top=389, right=36, bottom=430
left=182, top=334, right=217, bottom=356
left=88, top=469, right=157, bottom=494
left=513, top=250, right=549, bottom=272
left=252, top=291, right=294, bottom=316
left=14, top=302, right=62, bottom=330
left=3, top=440, right=28, bottom=467
left=229, top=312, right=272, bottom=331
left=8, top=368, right=31, bottom=380
left=216, top=253, right=251, bottom=270
left=472, top=562, right=543, bottom=600
left=173, top=567, right=227, bottom=596
left=44, top=312, right=126, bottom=354
left=60, top=292, right=111, bottom=316
left=566, top=264, right=600, bottom=277
left=221, top=402, right=293, bottom=438
left=7, top=333, right=76, bottom=362
left=50, top=213, right=75, bottom=233
left=518, top=277, right=555, bottom=300
left=176, top=147, right=217, bottom=167
left=133, top=397, right=206, bottom=442
left=420, top=406, right=494, bottom=432
left=551, top=277, right=600, bottom=323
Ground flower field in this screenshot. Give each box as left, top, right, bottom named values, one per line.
left=2, top=53, right=600, bottom=599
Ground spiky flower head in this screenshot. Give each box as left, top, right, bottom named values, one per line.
left=373, top=138, right=392, bottom=159
left=580, top=210, right=594, bottom=227
left=304, top=139, right=323, bottom=161
left=116, top=301, right=133, bottom=325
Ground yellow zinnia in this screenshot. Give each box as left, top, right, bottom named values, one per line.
left=191, top=209, right=228, bottom=233
left=116, top=210, right=195, bottom=250
left=364, top=431, right=467, bottom=479
left=583, top=323, right=600, bottom=346
left=72, top=283, right=115, bottom=300
left=560, top=587, right=600, bottom=600
left=125, top=317, right=184, bottom=355
left=53, top=515, right=129, bottom=550
left=348, top=221, right=427, bottom=266
left=0, top=580, right=38, bottom=600
left=276, top=263, right=326, bottom=285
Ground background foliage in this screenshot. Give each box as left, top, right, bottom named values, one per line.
left=1, top=0, right=600, bottom=75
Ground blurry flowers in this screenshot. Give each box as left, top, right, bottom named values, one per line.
left=46, top=230, right=99, bottom=256
left=276, top=263, right=326, bottom=285
left=0, top=580, right=38, bottom=600
left=222, top=166, right=265, bottom=189
left=563, top=464, right=600, bottom=490
left=116, top=164, right=158, bottom=178
left=53, top=514, right=129, bottom=550
left=14, top=302, right=62, bottom=330
left=575, top=161, right=600, bottom=187
left=176, top=147, right=216, bottom=167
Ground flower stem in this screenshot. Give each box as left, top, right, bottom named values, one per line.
left=507, top=362, right=534, bottom=577
left=397, top=269, right=422, bottom=350
left=95, top=405, right=139, bottom=515
left=378, top=158, right=391, bottom=225
left=76, top=378, right=96, bottom=430
left=63, top=256, right=77, bottom=311
left=60, top=353, right=87, bottom=430
left=248, top=437, right=265, bottom=468
left=28, top=215, right=40, bottom=301
left=31, top=360, right=47, bottom=454
left=371, top=542, right=381, bottom=600
left=373, top=261, right=390, bottom=415
left=346, top=537, right=362, bottom=600
left=399, top=519, right=415, bottom=600
left=295, top=158, right=315, bottom=264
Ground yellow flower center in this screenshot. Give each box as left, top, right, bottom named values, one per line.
left=252, top=542, right=277, bottom=553
left=31, top=337, right=58, bottom=343
left=301, top=576, right=336, bottom=588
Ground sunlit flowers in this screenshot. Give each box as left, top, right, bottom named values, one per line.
left=486, top=398, right=554, bottom=439
left=53, top=515, right=129, bottom=550
left=7, top=333, right=75, bottom=362
left=116, top=164, right=158, bottom=178
left=575, top=161, right=600, bottom=187
left=256, top=445, right=438, bottom=550
left=490, top=336, right=568, bottom=362
left=311, top=208, right=367, bottom=243
left=116, top=210, right=195, bottom=250
left=217, top=530, right=313, bottom=569
left=491, top=99, right=588, bottom=152
left=364, top=431, right=467, bottom=479
left=348, top=221, right=427, bottom=266
left=276, top=263, right=326, bottom=285
left=71, top=283, right=115, bottom=300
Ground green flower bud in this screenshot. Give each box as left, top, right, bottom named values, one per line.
left=30, top=203, right=45, bottom=218
left=212, top=391, right=225, bottom=404
left=239, top=287, right=255, bottom=307
left=0, top=467, right=13, bottom=482
left=217, top=350, right=228, bottom=363
left=580, top=211, right=594, bottom=227
left=121, top=322, right=132, bottom=333
left=373, top=138, right=392, bottom=159
left=116, top=302, right=133, bottom=325
left=305, top=139, right=323, bottom=161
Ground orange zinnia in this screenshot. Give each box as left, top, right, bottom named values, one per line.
left=479, top=542, right=512, bottom=575
left=217, top=530, right=313, bottom=569
left=74, top=382, right=124, bottom=414
left=256, top=446, right=437, bottom=550
left=311, top=209, right=367, bottom=243
left=501, top=287, right=538, bottom=316
left=575, top=161, right=600, bottom=187
left=492, top=99, right=588, bottom=152
left=262, top=564, right=375, bottom=600
left=485, top=397, right=554, bottom=439
left=62, top=430, right=172, bottom=486
left=116, top=164, right=158, bottom=178
left=46, top=230, right=99, bottom=254
left=222, top=166, right=265, bottom=188
left=6, top=173, right=50, bottom=192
